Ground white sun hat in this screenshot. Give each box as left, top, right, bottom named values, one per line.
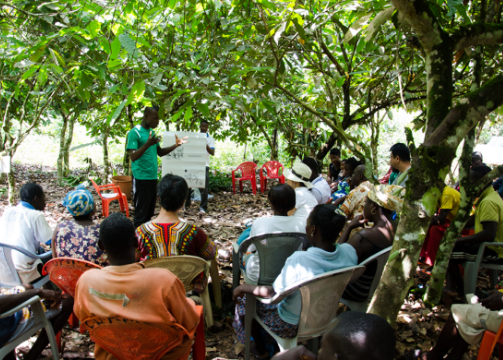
left=284, top=163, right=313, bottom=188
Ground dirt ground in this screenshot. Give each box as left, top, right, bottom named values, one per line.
left=0, top=164, right=497, bottom=359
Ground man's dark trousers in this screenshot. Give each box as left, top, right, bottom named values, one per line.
left=185, top=166, right=210, bottom=212
left=133, top=177, right=157, bottom=228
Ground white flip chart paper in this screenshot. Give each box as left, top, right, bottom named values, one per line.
left=162, top=131, right=207, bottom=188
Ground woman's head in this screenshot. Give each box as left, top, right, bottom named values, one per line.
left=306, top=204, right=347, bottom=245
left=364, top=185, right=405, bottom=219
left=268, top=184, right=296, bottom=214
left=158, top=174, right=189, bottom=212
left=284, top=163, right=313, bottom=189
left=342, top=157, right=360, bottom=178
left=63, top=187, right=95, bottom=220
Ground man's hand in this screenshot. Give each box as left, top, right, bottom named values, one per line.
left=146, top=133, right=161, bottom=147
left=480, top=290, right=503, bottom=311
left=233, top=285, right=247, bottom=304
left=38, top=289, right=63, bottom=309
left=175, top=134, right=188, bottom=147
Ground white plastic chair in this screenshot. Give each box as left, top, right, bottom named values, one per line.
left=244, top=265, right=364, bottom=360
left=232, top=233, right=307, bottom=289
left=462, top=242, right=503, bottom=294
left=0, top=243, right=51, bottom=288
left=0, top=295, right=60, bottom=360
left=340, top=246, right=392, bottom=312
left=142, top=255, right=221, bottom=327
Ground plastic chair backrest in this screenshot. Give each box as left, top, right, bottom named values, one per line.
left=360, top=246, right=392, bottom=298
left=240, top=233, right=307, bottom=285
left=261, top=161, right=284, bottom=178
left=0, top=244, right=21, bottom=287
left=82, top=316, right=187, bottom=360
left=142, top=256, right=209, bottom=292
left=42, top=258, right=102, bottom=297
left=236, top=162, right=257, bottom=178
left=90, top=179, right=103, bottom=196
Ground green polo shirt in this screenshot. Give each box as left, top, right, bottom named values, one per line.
left=126, top=125, right=160, bottom=180
left=474, top=186, right=503, bottom=258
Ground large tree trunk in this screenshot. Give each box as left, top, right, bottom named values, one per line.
left=57, top=114, right=69, bottom=185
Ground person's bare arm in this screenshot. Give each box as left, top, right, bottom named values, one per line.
left=338, top=215, right=367, bottom=244
left=206, top=144, right=215, bottom=156
left=232, top=284, right=276, bottom=303
left=272, top=345, right=317, bottom=360
left=464, top=215, right=475, bottom=229
left=0, top=288, right=62, bottom=313
left=129, top=133, right=160, bottom=162
left=333, top=196, right=346, bottom=207
left=157, top=134, right=188, bottom=157
left=432, top=209, right=451, bottom=225
left=456, top=221, right=498, bottom=245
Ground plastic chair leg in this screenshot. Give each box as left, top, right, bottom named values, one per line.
left=233, top=249, right=240, bottom=290
left=239, top=181, right=243, bottom=193
left=251, top=180, right=257, bottom=195
left=102, top=201, right=110, bottom=217
left=477, top=330, right=497, bottom=360
left=200, top=287, right=214, bottom=328
left=193, top=306, right=205, bottom=360
left=244, top=294, right=256, bottom=360
left=210, top=260, right=222, bottom=309
left=262, top=178, right=267, bottom=193
left=69, top=312, right=79, bottom=328
left=463, top=262, right=478, bottom=295
left=121, top=194, right=130, bottom=217
left=56, top=331, right=62, bottom=351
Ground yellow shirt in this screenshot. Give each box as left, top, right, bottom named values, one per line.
left=474, top=186, right=503, bottom=258
left=439, top=186, right=461, bottom=222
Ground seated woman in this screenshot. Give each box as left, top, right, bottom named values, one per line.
left=283, top=162, right=318, bottom=228
left=339, top=185, right=405, bottom=302
left=330, top=157, right=361, bottom=202
left=233, top=204, right=358, bottom=357
left=239, top=184, right=305, bottom=284
left=52, top=187, right=108, bottom=267
left=136, top=174, right=217, bottom=293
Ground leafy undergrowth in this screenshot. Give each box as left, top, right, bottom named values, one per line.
left=0, top=164, right=498, bottom=359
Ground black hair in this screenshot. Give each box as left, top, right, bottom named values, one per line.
left=201, top=120, right=209, bottom=124
left=309, top=204, right=346, bottom=243
left=20, top=183, right=44, bottom=202
left=144, top=106, right=159, bottom=117
left=328, top=312, right=395, bottom=360
left=472, top=151, right=483, bottom=159
left=99, top=213, right=136, bottom=253
left=158, top=174, right=189, bottom=212
left=390, top=143, right=411, bottom=162
left=343, top=157, right=361, bottom=173
left=471, top=165, right=492, bottom=182
left=268, top=184, right=296, bottom=213
left=302, top=157, right=319, bottom=177
left=330, top=148, right=341, bottom=156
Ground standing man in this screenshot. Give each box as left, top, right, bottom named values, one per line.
left=389, top=143, right=411, bottom=187
left=185, top=120, right=215, bottom=213
left=127, top=106, right=187, bottom=228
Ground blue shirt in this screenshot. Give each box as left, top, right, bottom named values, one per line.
left=272, top=243, right=358, bottom=324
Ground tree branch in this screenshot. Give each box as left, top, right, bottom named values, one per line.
left=452, top=23, right=503, bottom=52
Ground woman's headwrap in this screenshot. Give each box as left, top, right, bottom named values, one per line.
left=368, top=185, right=405, bottom=212
left=63, top=185, right=95, bottom=217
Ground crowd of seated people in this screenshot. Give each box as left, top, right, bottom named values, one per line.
left=3, top=141, right=503, bottom=360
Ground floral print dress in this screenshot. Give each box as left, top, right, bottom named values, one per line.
left=55, top=220, right=108, bottom=267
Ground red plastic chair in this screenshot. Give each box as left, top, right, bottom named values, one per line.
left=476, top=318, right=503, bottom=360
left=42, top=258, right=103, bottom=348
left=90, top=179, right=129, bottom=217
left=232, top=162, right=258, bottom=195
left=81, top=305, right=205, bottom=360
left=259, top=161, right=285, bottom=193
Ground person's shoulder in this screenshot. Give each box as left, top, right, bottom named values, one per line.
left=77, top=268, right=103, bottom=285
left=142, top=267, right=179, bottom=284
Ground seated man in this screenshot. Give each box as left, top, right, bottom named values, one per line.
left=336, top=164, right=373, bottom=220
left=271, top=311, right=395, bottom=360
left=74, top=213, right=200, bottom=360
left=418, top=185, right=461, bottom=272
left=302, top=157, right=331, bottom=204
left=0, top=286, right=73, bottom=360
left=447, top=166, right=503, bottom=298
left=389, top=143, right=411, bottom=187
left=0, top=183, right=53, bottom=283
left=405, top=290, right=503, bottom=360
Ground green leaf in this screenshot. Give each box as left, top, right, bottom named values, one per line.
left=421, top=187, right=442, bottom=216
left=111, top=37, right=121, bottom=60
left=126, top=81, right=145, bottom=105
left=119, top=34, right=138, bottom=57
left=21, top=65, right=40, bottom=80
left=87, top=20, right=101, bottom=38
left=387, top=110, right=393, bottom=119
left=197, top=103, right=210, bottom=116
left=109, top=100, right=127, bottom=124
left=184, top=107, right=193, bottom=121
left=336, top=77, right=345, bottom=87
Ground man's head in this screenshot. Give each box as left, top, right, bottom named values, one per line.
left=389, top=143, right=411, bottom=170
left=302, top=157, right=320, bottom=181
left=350, top=165, right=367, bottom=188
left=329, top=148, right=341, bottom=167
left=318, top=312, right=395, bottom=360
left=472, top=151, right=483, bottom=168
left=20, top=183, right=46, bottom=211
left=143, top=106, right=160, bottom=129
left=158, top=174, right=189, bottom=212
left=98, top=213, right=136, bottom=263
left=200, top=120, right=209, bottom=133
left=471, top=165, right=492, bottom=196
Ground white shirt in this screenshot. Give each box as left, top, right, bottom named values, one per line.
left=292, top=187, right=318, bottom=228
left=206, top=134, right=215, bottom=167
left=0, top=203, right=53, bottom=283
left=310, top=175, right=331, bottom=204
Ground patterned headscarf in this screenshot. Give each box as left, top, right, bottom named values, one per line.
left=368, top=185, right=405, bottom=212
left=63, top=185, right=95, bottom=217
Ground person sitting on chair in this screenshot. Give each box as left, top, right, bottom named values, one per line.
left=336, top=164, right=373, bottom=220
left=52, top=185, right=108, bottom=267
left=302, top=157, right=331, bottom=204
left=330, top=157, right=361, bottom=202
left=232, top=204, right=357, bottom=358
left=271, top=311, right=396, bottom=360
left=283, top=162, right=318, bottom=228
left=339, top=185, right=405, bottom=302
left=74, top=213, right=200, bottom=360
left=0, top=183, right=53, bottom=283
left=136, top=174, right=217, bottom=293
left=0, top=286, right=73, bottom=360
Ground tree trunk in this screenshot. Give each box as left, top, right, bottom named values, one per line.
left=316, top=132, right=338, bottom=164
left=272, top=129, right=278, bottom=161
left=8, top=157, right=15, bottom=206
left=123, top=105, right=133, bottom=176
left=57, top=114, right=69, bottom=186
left=103, top=132, right=110, bottom=182
left=63, top=114, right=76, bottom=176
